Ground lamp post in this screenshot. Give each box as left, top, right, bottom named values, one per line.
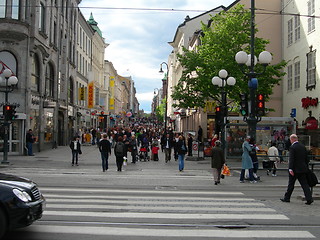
left=212, top=69, right=236, bottom=154
left=0, top=68, right=19, bottom=164
left=159, top=62, right=169, bottom=134
left=235, top=0, right=272, bottom=140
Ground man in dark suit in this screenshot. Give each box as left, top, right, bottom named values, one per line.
left=281, top=134, right=313, bottom=205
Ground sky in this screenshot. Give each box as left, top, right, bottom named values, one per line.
left=79, top=0, right=235, bottom=113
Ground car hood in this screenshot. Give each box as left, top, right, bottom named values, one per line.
left=0, top=173, right=35, bottom=189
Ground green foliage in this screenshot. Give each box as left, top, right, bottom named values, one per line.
left=171, top=4, right=286, bottom=109
left=155, top=98, right=166, bottom=122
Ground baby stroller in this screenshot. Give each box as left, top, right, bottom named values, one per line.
left=139, top=146, right=150, bottom=161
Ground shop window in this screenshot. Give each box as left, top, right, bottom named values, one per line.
left=44, top=109, right=54, bottom=142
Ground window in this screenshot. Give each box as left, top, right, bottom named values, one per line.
left=294, top=61, right=300, bottom=90
left=39, top=2, right=46, bottom=32
left=307, top=50, right=316, bottom=90
left=294, top=15, right=300, bottom=42
left=68, top=78, right=74, bottom=104
left=308, top=0, right=315, bottom=33
left=45, top=63, right=54, bottom=97
left=287, top=65, right=292, bottom=91
left=12, top=0, right=20, bottom=19
left=31, top=55, right=40, bottom=92
left=288, top=18, right=293, bottom=46
left=0, top=0, right=6, bottom=18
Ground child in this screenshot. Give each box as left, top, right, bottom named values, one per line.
left=152, top=144, right=160, bottom=161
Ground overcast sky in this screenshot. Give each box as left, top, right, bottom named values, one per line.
left=79, top=0, right=235, bottom=113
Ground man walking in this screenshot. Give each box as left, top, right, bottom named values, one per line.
left=281, top=134, right=313, bottom=205
left=98, top=134, right=111, bottom=172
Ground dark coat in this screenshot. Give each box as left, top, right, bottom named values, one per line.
left=98, top=139, right=111, bottom=154
left=161, top=136, right=174, bottom=149
left=211, top=146, right=225, bottom=169
left=69, top=141, right=81, bottom=153
left=289, top=142, right=309, bottom=173
left=176, top=139, right=187, bottom=155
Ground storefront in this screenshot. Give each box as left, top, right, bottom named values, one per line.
left=0, top=113, right=26, bottom=155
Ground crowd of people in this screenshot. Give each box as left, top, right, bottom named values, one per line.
left=69, top=126, right=194, bottom=173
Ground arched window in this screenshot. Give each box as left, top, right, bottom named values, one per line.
left=68, top=77, right=74, bottom=104
left=45, top=63, right=54, bottom=97
left=31, top=55, right=40, bottom=92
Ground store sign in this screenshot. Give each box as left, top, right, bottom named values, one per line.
left=301, top=97, right=318, bottom=109
left=88, top=82, right=94, bottom=108
left=79, top=87, right=85, bottom=100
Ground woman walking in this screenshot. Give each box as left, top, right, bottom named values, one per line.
left=240, top=136, right=256, bottom=183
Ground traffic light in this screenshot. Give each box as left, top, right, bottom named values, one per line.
left=256, top=93, right=265, bottom=116
left=239, top=93, right=248, bottom=116
left=3, top=105, right=17, bottom=121
left=215, top=106, right=222, bottom=124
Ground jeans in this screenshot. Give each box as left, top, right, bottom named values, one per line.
left=101, top=151, right=109, bottom=171
left=178, top=154, right=185, bottom=171
left=240, top=168, right=254, bottom=181
left=71, top=150, right=79, bottom=165
left=26, top=142, right=33, bottom=156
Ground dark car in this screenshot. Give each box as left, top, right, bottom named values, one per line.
left=0, top=173, right=45, bottom=239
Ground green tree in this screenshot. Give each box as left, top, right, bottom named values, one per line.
left=155, top=98, right=166, bottom=122
left=171, top=4, right=286, bottom=109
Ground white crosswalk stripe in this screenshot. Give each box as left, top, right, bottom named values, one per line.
left=34, top=186, right=316, bottom=238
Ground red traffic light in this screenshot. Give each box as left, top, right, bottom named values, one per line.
left=257, top=94, right=264, bottom=101
left=215, top=106, right=221, bottom=112
left=4, top=105, right=12, bottom=111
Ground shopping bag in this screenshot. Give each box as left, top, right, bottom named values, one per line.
left=221, top=165, right=231, bottom=176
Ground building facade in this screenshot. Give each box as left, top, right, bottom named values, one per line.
left=0, top=1, right=139, bottom=156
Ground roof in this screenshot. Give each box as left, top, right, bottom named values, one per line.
left=87, top=13, right=103, bottom=38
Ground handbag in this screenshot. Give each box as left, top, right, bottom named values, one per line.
left=262, top=160, right=273, bottom=169
left=306, top=170, right=318, bottom=187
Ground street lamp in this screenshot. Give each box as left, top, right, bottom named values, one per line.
left=159, top=62, right=169, bottom=134
left=212, top=69, right=236, bottom=154
left=235, top=0, right=272, bottom=140
left=0, top=68, right=19, bottom=164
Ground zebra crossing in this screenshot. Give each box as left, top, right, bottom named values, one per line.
left=31, top=186, right=316, bottom=239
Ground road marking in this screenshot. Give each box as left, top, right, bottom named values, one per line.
left=30, top=225, right=315, bottom=238
left=46, top=203, right=275, bottom=212
left=44, top=194, right=253, bottom=201
left=40, top=187, right=244, bottom=195
left=44, top=210, right=289, bottom=220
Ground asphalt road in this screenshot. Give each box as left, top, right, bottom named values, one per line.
left=1, top=144, right=320, bottom=239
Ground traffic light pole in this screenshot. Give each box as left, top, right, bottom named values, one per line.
left=2, top=90, right=9, bottom=164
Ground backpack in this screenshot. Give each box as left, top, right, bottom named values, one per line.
left=115, top=142, right=125, bottom=156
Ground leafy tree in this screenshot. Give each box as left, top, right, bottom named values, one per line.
left=171, top=4, right=286, bottom=109
left=155, top=98, right=166, bottom=122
